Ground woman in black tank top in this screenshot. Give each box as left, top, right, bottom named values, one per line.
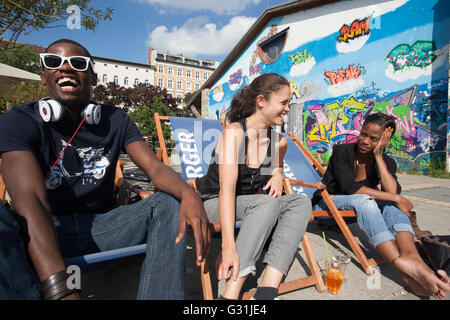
left=197, top=73, right=313, bottom=300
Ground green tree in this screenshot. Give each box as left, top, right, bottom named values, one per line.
left=0, top=44, right=40, bottom=73
left=0, top=80, right=46, bottom=114
left=0, top=0, right=113, bottom=50
left=129, top=96, right=175, bottom=150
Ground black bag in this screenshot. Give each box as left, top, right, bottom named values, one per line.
left=418, top=235, right=450, bottom=274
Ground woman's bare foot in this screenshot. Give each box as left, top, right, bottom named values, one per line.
left=393, top=255, right=450, bottom=299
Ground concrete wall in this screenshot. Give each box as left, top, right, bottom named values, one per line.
left=206, top=0, right=450, bottom=172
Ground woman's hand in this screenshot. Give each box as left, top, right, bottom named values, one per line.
left=215, top=247, right=240, bottom=281
left=262, top=171, right=284, bottom=198
left=373, top=127, right=394, bottom=157
left=394, top=195, right=414, bottom=217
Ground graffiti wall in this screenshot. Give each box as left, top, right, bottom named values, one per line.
left=206, top=0, right=450, bottom=171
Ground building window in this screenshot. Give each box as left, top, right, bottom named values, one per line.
left=168, top=67, right=173, bottom=75
left=102, top=74, right=107, bottom=83
left=145, top=79, right=149, bottom=85
left=186, top=81, right=192, bottom=92
left=186, top=69, right=191, bottom=77
left=177, top=80, right=182, bottom=90
left=257, top=27, right=289, bottom=64
left=157, top=78, right=163, bottom=87
left=134, top=78, right=139, bottom=86
left=177, top=68, right=183, bottom=76
left=167, top=79, right=173, bottom=89
left=195, top=83, right=200, bottom=91
left=124, top=77, right=129, bottom=86
left=195, top=71, right=200, bottom=79
left=158, top=65, right=164, bottom=73
left=114, top=75, right=118, bottom=84
left=203, top=72, right=208, bottom=80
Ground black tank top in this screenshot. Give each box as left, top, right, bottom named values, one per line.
left=196, top=119, right=274, bottom=200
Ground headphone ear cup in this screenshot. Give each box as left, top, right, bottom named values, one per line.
left=82, top=103, right=101, bottom=125
left=39, top=99, right=63, bottom=122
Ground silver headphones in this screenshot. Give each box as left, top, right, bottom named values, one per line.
left=39, top=98, right=101, bottom=125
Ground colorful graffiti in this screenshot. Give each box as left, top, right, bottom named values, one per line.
left=324, top=65, right=363, bottom=85
left=304, top=96, right=369, bottom=155
left=249, top=64, right=262, bottom=76
left=206, top=0, right=449, bottom=172
left=288, top=49, right=312, bottom=65
left=304, top=83, right=447, bottom=171
left=229, top=69, right=243, bottom=86
left=385, top=40, right=437, bottom=72
left=337, top=17, right=370, bottom=43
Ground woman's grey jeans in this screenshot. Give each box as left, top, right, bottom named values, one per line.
left=203, top=193, right=312, bottom=277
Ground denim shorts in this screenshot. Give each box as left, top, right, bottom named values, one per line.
left=314, top=194, right=414, bottom=248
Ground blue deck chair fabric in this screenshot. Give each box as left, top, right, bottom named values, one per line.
left=169, top=116, right=243, bottom=229
left=281, top=133, right=320, bottom=199
left=282, top=133, right=356, bottom=225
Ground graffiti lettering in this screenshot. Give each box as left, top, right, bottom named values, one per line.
left=386, top=40, right=437, bottom=71
left=324, top=65, right=362, bottom=85
left=304, top=97, right=369, bottom=149
left=229, top=69, right=242, bottom=85
left=249, top=64, right=262, bottom=76
left=288, top=49, right=312, bottom=65
left=337, top=18, right=370, bottom=43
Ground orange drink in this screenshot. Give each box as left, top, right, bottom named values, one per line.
left=325, top=264, right=344, bottom=295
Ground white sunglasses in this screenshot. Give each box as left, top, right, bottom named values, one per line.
left=40, top=53, right=94, bottom=72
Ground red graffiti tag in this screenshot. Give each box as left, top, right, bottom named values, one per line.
left=324, top=65, right=362, bottom=85
left=337, top=18, right=370, bottom=43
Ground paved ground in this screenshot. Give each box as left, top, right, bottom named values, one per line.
left=80, top=155, right=450, bottom=300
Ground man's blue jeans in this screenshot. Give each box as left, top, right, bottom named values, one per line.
left=314, top=194, right=414, bottom=248
left=0, top=192, right=186, bottom=300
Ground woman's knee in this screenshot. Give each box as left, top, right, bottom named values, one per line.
left=351, top=195, right=379, bottom=214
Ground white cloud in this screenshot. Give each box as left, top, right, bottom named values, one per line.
left=336, top=34, right=370, bottom=53
left=147, top=16, right=257, bottom=57
left=289, top=57, right=316, bottom=77
left=327, top=78, right=365, bottom=97
left=138, top=0, right=261, bottom=15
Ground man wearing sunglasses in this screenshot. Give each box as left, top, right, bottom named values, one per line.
left=0, top=39, right=211, bottom=300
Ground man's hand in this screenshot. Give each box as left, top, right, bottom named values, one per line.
left=176, top=188, right=211, bottom=267
left=373, top=127, right=394, bottom=157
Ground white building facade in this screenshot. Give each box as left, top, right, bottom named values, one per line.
left=93, top=56, right=155, bottom=88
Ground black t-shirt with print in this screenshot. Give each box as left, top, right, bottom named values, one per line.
left=0, top=101, right=143, bottom=215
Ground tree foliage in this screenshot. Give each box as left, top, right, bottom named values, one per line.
left=93, top=82, right=194, bottom=149
left=0, top=44, right=40, bottom=74
left=129, top=96, right=175, bottom=150
left=0, top=80, right=47, bottom=113
left=92, top=82, right=180, bottom=114
left=0, top=0, right=114, bottom=50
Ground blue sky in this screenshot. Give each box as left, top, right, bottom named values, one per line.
left=17, top=0, right=292, bottom=64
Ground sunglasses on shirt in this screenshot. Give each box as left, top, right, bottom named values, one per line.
left=40, top=53, right=94, bottom=72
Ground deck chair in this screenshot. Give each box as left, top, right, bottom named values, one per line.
left=154, top=112, right=325, bottom=299
left=283, top=133, right=378, bottom=275
left=0, top=158, right=153, bottom=268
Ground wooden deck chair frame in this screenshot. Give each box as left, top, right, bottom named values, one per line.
left=0, top=159, right=154, bottom=269
left=154, top=112, right=325, bottom=299
left=286, top=132, right=378, bottom=275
